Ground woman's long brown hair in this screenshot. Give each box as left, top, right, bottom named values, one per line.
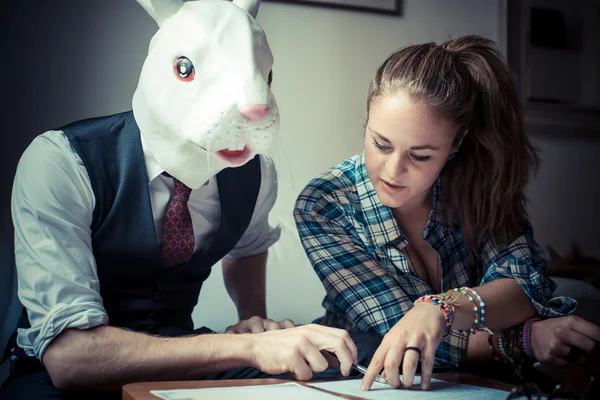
left=366, top=35, right=539, bottom=258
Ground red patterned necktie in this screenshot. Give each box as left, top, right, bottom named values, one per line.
left=161, top=173, right=195, bottom=267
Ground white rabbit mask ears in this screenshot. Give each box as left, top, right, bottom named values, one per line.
left=136, top=0, right=262, bottom=26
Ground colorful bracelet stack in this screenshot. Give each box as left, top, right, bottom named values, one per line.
left=521, top=317, right=540, bottom=359
left=489, top=319, right=540, bottom=366
left=414, top=295, right=455, bottom=338
left=491, top=325, right=529, bottom=371
left=446, top=287, right=491, bottom=335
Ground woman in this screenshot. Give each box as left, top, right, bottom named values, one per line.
left=294, top=35, right=599, bottom=391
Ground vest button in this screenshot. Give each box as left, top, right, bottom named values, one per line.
left=145, top=317, right=155, bottom=329
left=147, top=303, right=156, bottom=316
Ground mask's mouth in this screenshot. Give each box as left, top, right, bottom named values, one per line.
left=215, top=140, right=253, bottom=167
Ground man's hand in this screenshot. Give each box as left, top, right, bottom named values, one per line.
left=531, top=315, right=600, bottom=367
left=225, top=316, right=296, bottom=334
left=248, top=324, right=358, bottom=380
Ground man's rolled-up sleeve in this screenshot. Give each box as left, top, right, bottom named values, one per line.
left=12, top=132, right=109, bottom=361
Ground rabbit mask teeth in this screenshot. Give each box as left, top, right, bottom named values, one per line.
left=229, top=139, right=246, bottom=151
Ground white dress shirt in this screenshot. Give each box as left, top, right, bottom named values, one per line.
left=11, top=130, right=280, bottom=360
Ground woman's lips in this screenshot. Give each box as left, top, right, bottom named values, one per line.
left=381, top=179, right=406, bottom=193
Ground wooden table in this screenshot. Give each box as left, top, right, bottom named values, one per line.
left=122, top=373, right=513, bottom=399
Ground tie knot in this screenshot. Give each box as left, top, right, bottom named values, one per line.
left=173, top=178, right=192, bottom=202
left=163, top=173, right=192, bottom=202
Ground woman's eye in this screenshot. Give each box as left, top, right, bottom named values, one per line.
left=174, top=57, right=195, bottom=82
left=373, top=140, right=391, bottom=151
left=410, top=153, right=431, bottom=163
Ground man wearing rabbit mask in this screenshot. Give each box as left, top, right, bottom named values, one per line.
left=0, top=1, right=380, bottom=398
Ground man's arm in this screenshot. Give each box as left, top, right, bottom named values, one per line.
left=43, top=326, right=254, bottom=390
left=220, top=154, right=288, bottom=332
left=222, top=251, right=297, bottom=333
left=222, top=251, right=268, bottom=320
left=43, top=323, right=359, bottom=391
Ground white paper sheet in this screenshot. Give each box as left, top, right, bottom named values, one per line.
left=309, top=377, right=510, bottom=399
left=150, top=382, right=341, bottom=400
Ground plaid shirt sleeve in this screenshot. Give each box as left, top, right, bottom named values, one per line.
left=295, top=198, right=408, bottom=334
left=479, top=225, right=577, bottom=317
left=294, top=184, right=467, bottom=367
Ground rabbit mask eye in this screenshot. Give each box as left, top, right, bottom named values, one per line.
left=174, top=57, right=195, bottom=82
left=267, top=70, right=273, bottom=87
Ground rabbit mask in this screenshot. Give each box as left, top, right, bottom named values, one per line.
left=132, top=0, right=279, bottom=189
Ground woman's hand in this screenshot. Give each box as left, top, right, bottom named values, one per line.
left=530, top=315, right=600, bottom=367
left=361, top=302, right=445, bottom=391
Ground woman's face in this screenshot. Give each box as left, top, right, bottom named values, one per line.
left=365, top=92, right=455, bottom=210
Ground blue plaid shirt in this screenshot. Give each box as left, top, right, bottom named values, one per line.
left=294, top=152, right=576, bottom=367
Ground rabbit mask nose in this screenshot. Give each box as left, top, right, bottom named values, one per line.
left=238, top=104, right=269, bottom=123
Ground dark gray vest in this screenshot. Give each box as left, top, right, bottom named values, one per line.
left=61, top=111, right=261, bottom=334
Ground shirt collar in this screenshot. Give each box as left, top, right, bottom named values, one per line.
left=354, top=152, right=449, bottom=249
left=139, top=130, right=220, bottom=188
left=140, top=133, right=164, bottom=184
left=424, top=177, right=450, bottom=237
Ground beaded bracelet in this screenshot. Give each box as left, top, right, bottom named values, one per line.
left=446, top=287, right=494, bottom=335
left=496, top=332, right=513, bottom=364
left=447, top=287, right=480, bottom=335
left=487, top=333, right=506, bottom=363
left=467, top=288, right=488, bottom=330
left=521, top=317, right=540, bottom=359
left=509, top=326, right=526, bottom=365
left=489, top=326, right=529, bottom=380
left=414, top=295, right=455, bottom=338
left=507, top=328, right=517, bottom=360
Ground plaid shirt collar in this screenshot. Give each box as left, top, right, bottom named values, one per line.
left=354, top=152, right=449, bottom=250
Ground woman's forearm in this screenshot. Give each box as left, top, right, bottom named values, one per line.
left=445, top=278, right=535, bottom=331
left=465, top=331, right=495, bottom=362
